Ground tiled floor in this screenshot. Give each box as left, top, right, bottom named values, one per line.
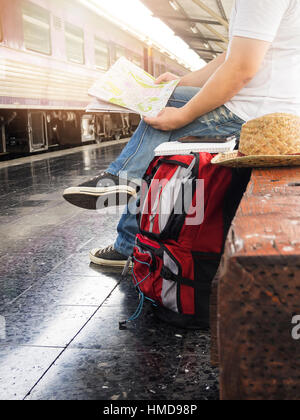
left=0, top=142, right=219, bottom=401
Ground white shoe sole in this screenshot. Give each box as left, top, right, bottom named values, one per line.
left=64, top=185, right=137, bottom=196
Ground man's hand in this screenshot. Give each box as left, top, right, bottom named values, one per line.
left=144, top=107, right=191, bottom=131
left=155, top=72, right=180, bottom=84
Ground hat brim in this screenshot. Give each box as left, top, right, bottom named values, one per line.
left=211, top=151, right=300, bottom=168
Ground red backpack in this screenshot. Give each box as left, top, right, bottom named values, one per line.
left=124, top=153, right=250, bottom=330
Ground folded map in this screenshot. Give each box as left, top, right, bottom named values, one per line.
left=87, top=57, right=180, bottom=117
left=86, top=97, right=132, bottom=114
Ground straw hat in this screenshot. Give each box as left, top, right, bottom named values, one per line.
left=211, top=113, right=300, bottom=168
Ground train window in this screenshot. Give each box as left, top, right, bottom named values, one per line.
left=155, top=64, right=161, bottom=77
left=65, top=22, right=85, bottom=64
left=22, top=1, right=51, bottom=55
left=0, top=7, right=3, bottom=43
left=115, top=46, right=126, bottom=62
left=132, top=55, right=142, bottom=68
left=95, top=37, right=109, bottom=70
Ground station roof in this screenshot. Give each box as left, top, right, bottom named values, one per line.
left=141, top=0, right=233, bottom=62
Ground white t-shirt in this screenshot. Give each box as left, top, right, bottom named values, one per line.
left=225, top=0, right=300, bottom=122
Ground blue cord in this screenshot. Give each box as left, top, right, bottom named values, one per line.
left=126, top=257, right=157, bottom=324
left=128, top=292, right=145, bottom=322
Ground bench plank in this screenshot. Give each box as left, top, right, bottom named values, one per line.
left=218, top=167, right=300, bottom=400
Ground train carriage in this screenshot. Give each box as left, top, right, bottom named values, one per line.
left=0, top=0, right=188, bottom=156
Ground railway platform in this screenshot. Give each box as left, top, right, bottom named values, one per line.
left=0, top=141, right=218, bottom=401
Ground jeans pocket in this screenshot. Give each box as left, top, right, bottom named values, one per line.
left=214, top=119, right=244, bottom=137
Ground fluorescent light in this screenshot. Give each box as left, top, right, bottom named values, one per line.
left=169, top=1, right=179, bottom=11
left=77, top=0, right=205, bottom=70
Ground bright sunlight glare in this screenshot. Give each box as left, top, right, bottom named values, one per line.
left=78, top=0, right=205, bottom=71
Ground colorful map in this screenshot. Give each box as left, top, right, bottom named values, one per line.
left=88, top=57, right=180, bottom=117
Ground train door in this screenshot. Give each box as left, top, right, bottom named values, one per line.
left=143, top=47, right=154, bottom=75
left=28, top=111, right=48, bottom=152
left=81, top=114, right=96, bottom=143
left=0, top=121, right=6, bottom=155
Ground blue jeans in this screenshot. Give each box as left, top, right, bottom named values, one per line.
left=107, top=87, right=245, bottom=257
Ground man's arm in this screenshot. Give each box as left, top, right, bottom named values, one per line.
left=179, top=52, right=226, bottom=88
left=155, top=52, right=227, bottom=88
left=145, top=37, right=271, bottom=131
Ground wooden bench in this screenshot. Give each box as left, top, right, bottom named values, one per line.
left=211, top=167, right=300, bottom=400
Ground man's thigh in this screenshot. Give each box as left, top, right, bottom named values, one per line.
left=168, top=86, right=201, bottom=108
left=170, top=104, right=244, bottom=140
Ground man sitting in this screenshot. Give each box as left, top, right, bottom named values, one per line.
left=63, top=0, right=300, bottom=268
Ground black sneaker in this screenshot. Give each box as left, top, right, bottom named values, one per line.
left=89, top=245, right=131, bottom=268
left=63, top=172, right=138, bottom=210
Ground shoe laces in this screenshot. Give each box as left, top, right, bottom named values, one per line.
left=98, top=245, right=114, bottom=256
